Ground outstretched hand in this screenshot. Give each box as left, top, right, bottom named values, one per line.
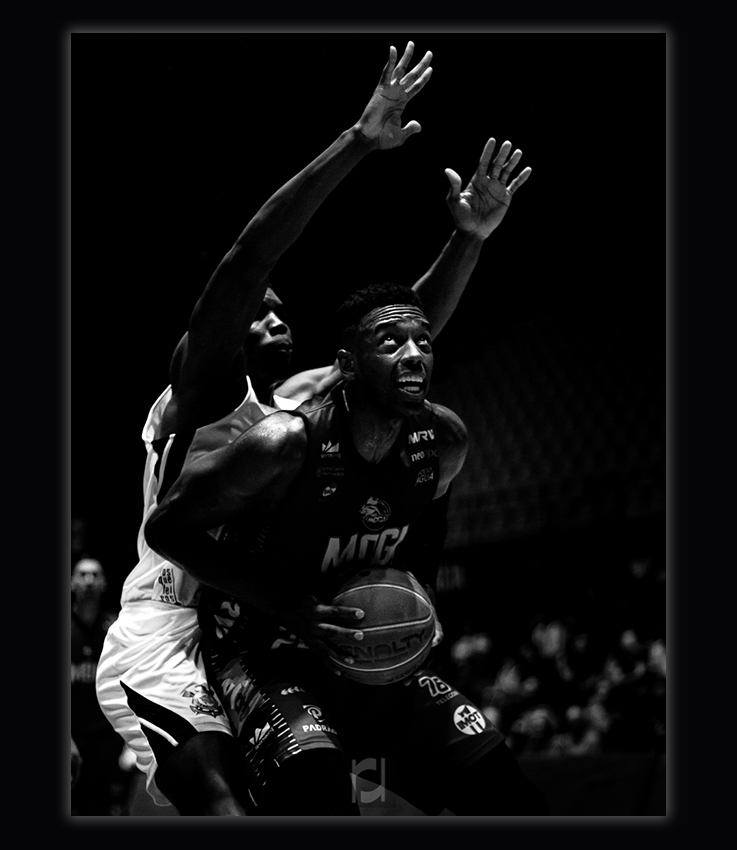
left=356, top=41, right=433, bottom=150
left=445, top=138, right=532, bottom=240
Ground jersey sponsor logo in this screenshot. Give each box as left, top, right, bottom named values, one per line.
left=157, top=567, right=178, bottom=604
left=410, top=448, right=438, bottom=462
left=322, top=440, right=340, bottom=456
left=321, top=484, right=338, bottom=499
left=360, top=496, right=391, bottom=530
left=302, top=704, right=337, bottom=734
left=303, top=704, right=324, bottom=721
left=415, top=467, right=434, bottom=485
left=453, top=704, right=487, bottom=735
left=317, top=466, right=345, bottom=478
left=249, top=722, right=273, bottom=749
left=302, top=722, right=337, bottom=735
left=182, top=684, right=224, bottom=717
left=408, top=429, right=434, bottom=444
left=320, top=524, right=409, bottom=572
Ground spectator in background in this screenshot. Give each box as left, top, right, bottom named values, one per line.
left=507, top=704, right=560, bottom=756
left=557, top=627, right=606, bottom=706
left=448, top=628, right=497, bottom=704
left=71, top=558, right=135, bottom=815
left=596, top=628, right=661, bottom=753
left=528, top=619, right=574, bottom=717
left=547, top=703, right=604, bottom=756
left=71, top=736, right=83, bottom=789
left=481, top=652, right=540, bottom=732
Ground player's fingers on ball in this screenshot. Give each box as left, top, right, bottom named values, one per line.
left=319, top=622, right=365, bottom=641
left=327, top=604, right=364, bottom=621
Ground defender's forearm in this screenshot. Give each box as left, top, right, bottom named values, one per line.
left=231, top=125, right=375, bottom=269
left=412, top=229, right=485, bottom=338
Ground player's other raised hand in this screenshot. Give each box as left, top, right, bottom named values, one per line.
left=445, top=137, right=532, bottom=240
left=356, top=41, right=433, bottom=149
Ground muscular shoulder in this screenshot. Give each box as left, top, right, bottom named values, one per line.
left=245, top=410, right=308, bottom=460
left=428, top=402, right=468, bottom=450
left=183, top=411, right=308, bottom=506
left=426, top=403, right=468, bottom=494
left=273, top=364, right=340, bottom=404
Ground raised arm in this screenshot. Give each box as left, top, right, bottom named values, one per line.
left=170, top=43, right=434, bottom=423
left=413, top=137, right=532, bottom=337
left=273, top=137, right=530, bottom=406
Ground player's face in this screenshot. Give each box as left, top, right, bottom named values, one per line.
left=352, top=305, right=433, bottom=415
left=245, top=288, right=293, bottom=380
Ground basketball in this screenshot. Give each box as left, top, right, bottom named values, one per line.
left=327, top=567, right=436, bottom=685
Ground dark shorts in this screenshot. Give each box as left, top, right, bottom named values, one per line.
left=208, top=644, right=504, bottom=806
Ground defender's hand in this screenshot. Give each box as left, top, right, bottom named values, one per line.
left=445, top=138, right=532, bottom=239
left=356, top=41, right=433, bottom=150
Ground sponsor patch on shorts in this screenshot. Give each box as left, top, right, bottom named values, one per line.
left=453, top=704, right=486, bottom=735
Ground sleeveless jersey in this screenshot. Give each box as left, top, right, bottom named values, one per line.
left=120, top=378, right=273, bottom=609
left=200, top=384, right=441, bottom=653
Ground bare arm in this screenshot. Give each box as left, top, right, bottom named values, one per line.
left=170, top=43, right=434, bottom=418
left=273, top=138, right=531, bottom=406
left=145, top=412, right=364, bottom=658
left=413, top=137, right=532, bottom=337
left=147, top=412, right=307, bottom=597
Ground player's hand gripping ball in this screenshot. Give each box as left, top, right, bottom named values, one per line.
left=327, top=567, right=436, bottom=684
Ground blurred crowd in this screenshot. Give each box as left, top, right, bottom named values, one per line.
left=434, top=557, right=666, bottom=758
left=71, top=513, right=665, bottom=815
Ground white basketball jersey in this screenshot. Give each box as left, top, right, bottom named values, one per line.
left=120, top=379, right=273, bottom=609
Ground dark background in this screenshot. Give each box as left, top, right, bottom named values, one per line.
left=72, top=32, right=663, bottom=600
left=67, top=30, right=671, bottom=816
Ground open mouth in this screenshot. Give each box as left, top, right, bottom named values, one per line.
left=272, top=337, right=293, bottom=353
left=396, top=374, right=426, bottom=397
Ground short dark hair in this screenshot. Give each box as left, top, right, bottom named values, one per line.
left=335, top=282, right=425, bottom=344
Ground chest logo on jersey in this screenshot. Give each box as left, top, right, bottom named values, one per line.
left=321, top=524, right=409, bottom=572
left=360, top=496, right=391, bottom=529
left=317, top=440, right=344, bottom=478
left=408, top=429, right=434, bottom=444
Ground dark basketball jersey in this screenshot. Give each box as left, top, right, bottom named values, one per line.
left=200, top=384, right=441, bottom=654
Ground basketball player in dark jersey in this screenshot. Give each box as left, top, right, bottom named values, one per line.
left=146, top=283, right=548, bottom=816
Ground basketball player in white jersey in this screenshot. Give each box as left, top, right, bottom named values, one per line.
left=96, top=40, right=531, bottom=815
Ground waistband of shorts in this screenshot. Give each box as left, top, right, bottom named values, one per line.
left=120, top=599, right=198, bottom=612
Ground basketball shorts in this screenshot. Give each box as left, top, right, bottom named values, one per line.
left=96, top=603, right=233, bottom=806
left=206, top=643, right=504, bottom=812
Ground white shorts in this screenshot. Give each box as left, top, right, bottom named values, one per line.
left=96, top=602, right=233, bottom=806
